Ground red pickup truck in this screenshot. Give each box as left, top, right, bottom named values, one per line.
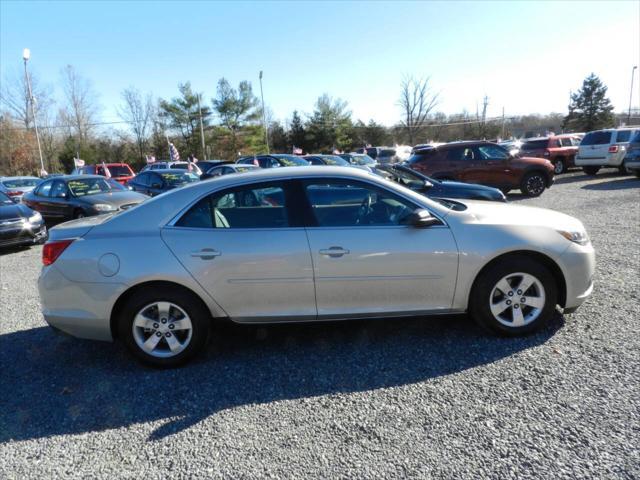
left=519, top=134, right=582, bottom=174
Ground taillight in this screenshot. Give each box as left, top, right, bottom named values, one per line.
left=42, top=239, right=74, bottom=266
left=6, top=190, right=21, bottom=197
left=608, top=145, right=619, bottom=153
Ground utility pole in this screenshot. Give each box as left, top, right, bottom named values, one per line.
left=22, top=48, right=46, bottom=175
left=629, top=66, right=638, bottom=125
left=259, top=70, right=270, bottom=153
left=197, top=94, right=206, bottom=159
left=501, top=107, right=505, bottom=139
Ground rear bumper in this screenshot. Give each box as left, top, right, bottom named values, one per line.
left=38, top=264, right=125, bottom=341
left=575, top=155, right=621, bottom=167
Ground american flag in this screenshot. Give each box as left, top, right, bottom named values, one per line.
left=292, top=146, right=303, bottom=155
left=145, top=155, right=156, bottom=164
left=101, top=162, right=112, bottom=179
left=73, top=158, right=85, bottom=167
left=169, top=143, right=180, bottom=161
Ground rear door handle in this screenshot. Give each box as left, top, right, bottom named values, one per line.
left=191, top=248, right=221, bottom=260
left=319, top=247, right=350, bottom=257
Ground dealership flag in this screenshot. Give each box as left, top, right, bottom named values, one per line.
left=73, top=158, right=85, bottom=167
left=292, top=146, right=303, bottom=155
left=145, top=155, right=156, bottom=164
left=169, top=143, right=180, bottom=161
left=101, top=162, right=112, bottom=178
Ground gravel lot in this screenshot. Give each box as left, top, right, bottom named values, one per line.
left=1, top=170, right=638, bottom=479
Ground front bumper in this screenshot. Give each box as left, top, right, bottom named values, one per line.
left=0, top=221, right=47, bottom=248
left=559, top=241, right=596, bottom=311
left=38, top=264, right=126, bottom=341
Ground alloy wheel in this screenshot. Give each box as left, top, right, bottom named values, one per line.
left=132, top=301, right=193, bottom=358
left=489, top=272, right=546, bottom=328
left=554, top=160, right=564, bottom=174
left=526, top=175, right=545, bottom=195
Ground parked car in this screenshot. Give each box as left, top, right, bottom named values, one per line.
left=376, top=164, right=506, bottom=202
left=304, top=154, right=352, bottom=166
left=194, top=160, right=230, bottom=172
left=498, top=140, right=522, bottom=157
left=407, top=141, right=555, bottom=196
left=0, top=190, right=47, bottom=248
left=622, top=130, right=640, bottom=177
left=141, top=161, right=203, bottom=176
left=236, top=154, right=310, bottom=168
left=575, top=128, right=640, bottom=175
left=340, top=153, right=377, bottom=167
left=23, top=175, right=147, bottom=220
left=519, top=135, right=581, bottom=174
left=39, top=166, right=594, bottom=367
left=73, top=163, right=136, bottom=185
left=128, top=169, right=200, bottom=196
left=355, top=147, right=399, bottom=164
left=200, top=164, right=259, bottom=180
left=0, top=176, right=41, bottom=202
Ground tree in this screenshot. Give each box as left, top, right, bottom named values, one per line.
left=159, top=82, right=210, bottom=158
left=58, top=65, right=100, bottom=145
left=118, top=87, right=156, bottom=162
left=288, top=110, right=306, bottom=151
left=212, top=78, right=260, bottom=156
left=398, top=75, right=439, bottom=145
left=269, top=120, right=288, bottom=153
left=0, top=69, right=54, bottom=129
left=305, top=94, right=353, bottom=152
left=563, top=74, right=614, bottom=132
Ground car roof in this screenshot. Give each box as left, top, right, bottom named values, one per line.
left=48, top=174, right=105, bottom=181
left=0, top=175, right=41, bottom=180
left=145, top=168, right=198, bottom=174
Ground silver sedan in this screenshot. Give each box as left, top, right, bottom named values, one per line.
left=39, top=167, right=595, bottom=367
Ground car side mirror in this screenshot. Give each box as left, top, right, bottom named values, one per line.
left=422, top=180, right=434, bottom=189
left=407, top=208, right=440, bottom=228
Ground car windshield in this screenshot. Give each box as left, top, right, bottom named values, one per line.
left=0, top=191, right=13, bottom=204
left=235, top=166, right=257, bottom=173
left=99, top=165, right=133, bottom=176
left=107, top=179, right=128, bottom=190
left=68, top=178, right=114, bottom=196
left=1, top=178, right=39, bottom=188
left=319, top=155, right=349, bottom=166
left=275, top=155, right=310, bottom=166
left=160, top=172, right=200, bottom=186
left=346, top=154, right=375, bottom=165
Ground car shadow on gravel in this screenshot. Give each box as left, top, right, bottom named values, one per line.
left=0, top=313, right=565, bottom=443
left=581, top=177, right=639, bottom=191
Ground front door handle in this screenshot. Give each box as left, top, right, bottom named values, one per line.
left=191, top=248, right=221, bottom=260
left=319, top=246, right=350, bottom=257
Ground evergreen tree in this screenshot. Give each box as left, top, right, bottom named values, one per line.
left=563, top=74, right=614, bottom=131
left=288, top=110, right=306, bottom=152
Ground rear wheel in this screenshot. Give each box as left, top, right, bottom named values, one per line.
left=118, top=287, right=210, bottom=367
left=520, top=172, right=547, bottom=196
left=469, top=256, right=557, bottom=336
left=582, top=166, right=600, bottom=175
left=553, top=158, right=566, bottom=174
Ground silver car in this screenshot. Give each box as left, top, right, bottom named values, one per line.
left=39, top=167, right=595, bottom=367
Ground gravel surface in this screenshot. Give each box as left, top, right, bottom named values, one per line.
left=1, top=170, right=639, bottom=479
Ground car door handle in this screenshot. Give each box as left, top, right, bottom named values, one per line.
left=319, top=247, right=350, bottom=257
left=190, top=248, right=221, bottom=260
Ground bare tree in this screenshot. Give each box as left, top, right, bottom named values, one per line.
left=0, top=69, right=54, bottom=129
left=117, top=86, right=155, bottom=161
left=398, top=76, right=439, bottom=145
left=59, top=65, right=99, bottom=145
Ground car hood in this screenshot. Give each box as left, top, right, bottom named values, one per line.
left=513, top=156, right=554, bottom=170
left=0, top=202, right=33, bottom=220
left=76, top=191, right=148, bottom=206
left=460, top=200, right=584, bottom=231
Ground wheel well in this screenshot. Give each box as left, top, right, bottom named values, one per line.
left=109, top=280, right=212, bottom=339
left=469, top=250, right=567, bottom=309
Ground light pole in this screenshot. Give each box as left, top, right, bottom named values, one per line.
left=23, top=48, right=46, bottom=175
left=197, top=94, right=206, bottom=159
left=629, top=65, right=638, bottom=125
left=259, top=70, right=269, bottom=153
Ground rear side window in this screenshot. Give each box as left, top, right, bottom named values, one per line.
left=35, top=181, right=53, bottom=197
left=521, top=139, right=549, bottom=150
left=560, top=138, right=573, bottom=147
left=629, top=132, right=640, bottom=144
left=407, top=150, right=436, bottom=164
left=581, top=131, right=612, bottom=146
left=176, top=182, right=289, bottom=229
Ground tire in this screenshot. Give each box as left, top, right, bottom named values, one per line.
left=635, top=170, right=640, bottom=179
left=469, top=255, right=558, bottom=336
left=520, top=171, right=547, bottom=197
left=73, top=209, right=86, bottom=219
left=582, top=166, right=600, bottom=175
left=553, top=158, right=566, bottom=174
left=117, top=286, right=210, bottom=367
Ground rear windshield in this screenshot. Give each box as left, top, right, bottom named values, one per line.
left=521, top=139, right=548, bottom=150
left=1, top=178, right=39, bottom=188
left=274, top=155, right=310, bottom=166
left=319, top=155, right=349, bottom=166
left=407, top=150, right=436, bottom=164
left=380, top=149, right=396, bottom=156
left=159, top=172, right=200, bottom=186
left=581, top=131, right=612, bottom=146
left=98, top=165, right=133, bottom=177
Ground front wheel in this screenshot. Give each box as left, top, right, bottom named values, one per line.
left=469, top=256, right=558, bottom=336
left=118, top=287, right=210, bottom=367
left=520, top=172, right=547, bottom=197
left=73, top=209, right=86, bottom=219
left=582, top=166, right=600, bottom=175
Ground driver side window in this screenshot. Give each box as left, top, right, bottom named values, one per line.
left=304, top=180, right=418, bottom=227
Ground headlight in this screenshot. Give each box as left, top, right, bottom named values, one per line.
left=28, top=212, right=42, bottom=224
left=557, top=230, right=589, bottom=245
left=93, top=203, right=116, bottom=212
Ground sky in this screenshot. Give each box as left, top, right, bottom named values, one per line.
left=1, top=0, right=639, bottom=129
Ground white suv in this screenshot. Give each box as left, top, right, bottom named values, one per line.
left=575, top=128, right=640, bottom=175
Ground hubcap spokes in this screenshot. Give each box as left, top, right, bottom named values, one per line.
left=527, top=176, right=544, bottom=194
left=132, top=302, right=193, bottom=358
left=489, top=272, right=545, bottom=327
